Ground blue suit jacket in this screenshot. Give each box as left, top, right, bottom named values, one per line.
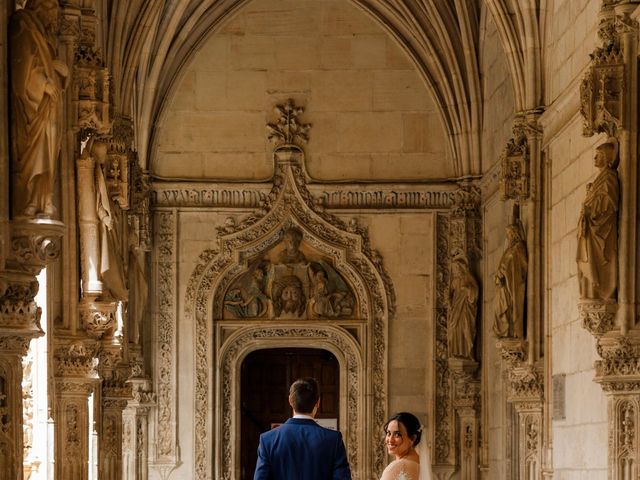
left=253, top=418, right=352, bottom=480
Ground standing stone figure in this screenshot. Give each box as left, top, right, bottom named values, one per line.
left=92, top=138, right=128, bottom=301
left=448, top=256, right=479, bottom=359
left=10, top=0, right=69, bottom=217
left=493, top=223, right=528, bottom=338
left=576, top=138, right=619, bottom=301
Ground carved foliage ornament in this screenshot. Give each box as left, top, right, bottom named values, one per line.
left=154, top=211, right=177, bottom=460
left=80, top=301, right=117, bottom=339
left=53, top=341, right=99, bottom=378
left=0, top=281, right=40, bottom=330
left=6, top=220, right=64, bottom=275
left=507, top=365, right=544, bottom=401
left=266, top=99, right=311, bottom=147
left=435, top=214, right=453, bottom=464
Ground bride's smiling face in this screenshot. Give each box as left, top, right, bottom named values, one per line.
left=384, top=420, right=415, bottom=459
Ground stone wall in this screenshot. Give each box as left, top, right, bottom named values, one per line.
left=547, top=118, right=608, bottom=477
left=154, top=0, right=451, bottom=181
left=544, top=0, right=608, bottom=476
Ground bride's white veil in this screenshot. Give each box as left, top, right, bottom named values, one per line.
left=416, top=425, right=433, bottom=480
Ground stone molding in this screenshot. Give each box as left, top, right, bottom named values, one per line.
left=151, top=183, right=457, bottom=210
left=217, top=326, right=363, bottom=480
left=152, top=210, right=178, bottom=466
left=435, top=213, right=453, bottom=466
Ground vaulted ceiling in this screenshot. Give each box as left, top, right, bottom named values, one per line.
left=103, top=0, right=544, bottom=178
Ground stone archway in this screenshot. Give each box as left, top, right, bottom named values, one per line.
left=216, top=325, right=364, bottom=479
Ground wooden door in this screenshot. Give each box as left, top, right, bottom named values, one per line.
left=240, top=348, right=340, bottom=480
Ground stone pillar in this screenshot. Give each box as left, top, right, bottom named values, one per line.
left=0, top=293, right=38, bottom=480
left=122, top=378, right=154, bottom=480
left=496, top=108, right=547, bottom=479
left=578, top=4, right=640, bottom=480
left=98, top=337, right=130, bottom=480
left=76, top=155, right=102, bottom=295
left=497, top=339, right=544, bottom=480
left=53, top=340, right=99, bottom=480
left=450, top=359, right=480, bottom=480
left=0, top=218, right=64, bottom=479
left=441, top=184, right=481, bottom=479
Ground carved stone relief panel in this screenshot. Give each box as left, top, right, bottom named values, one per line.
left=434, top=213, right=454, bottom=467
left=152, top=210, right=178, bottom=465
left=222, top=227, right=357, bottom=320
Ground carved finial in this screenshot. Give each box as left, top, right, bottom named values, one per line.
left=266, top=99, right=311, bottom=147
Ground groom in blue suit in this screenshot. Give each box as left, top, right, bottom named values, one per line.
left=253, top=377, right=352, bottom=480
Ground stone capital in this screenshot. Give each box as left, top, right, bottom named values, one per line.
left=507, top=363, right=544, bottom=403
left=4, top=218, right=64, bottom=276
left=53, top=339, right=100, bottom=383
left=449, top=358, right=480, bottom=409
left=594, top=333, right=640, bottom=392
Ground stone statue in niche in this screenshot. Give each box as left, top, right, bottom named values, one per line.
left=576, top=138, right=619, bottom=301
left=10, top=0, right=69, bottom=217
left=87, top=137, right=128, bottom=301
left=223, top=227, right=355, bottom=319
left=493, top=221, right=527, bottom=338
left=447, top=256, right=479, bottom=360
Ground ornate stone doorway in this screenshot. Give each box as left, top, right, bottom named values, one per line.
left=239, top=347, right=340, bottom=479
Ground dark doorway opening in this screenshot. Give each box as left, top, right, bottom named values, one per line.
left=240, top=348, right=340, bottom=480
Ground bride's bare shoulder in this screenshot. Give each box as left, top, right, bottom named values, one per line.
left=380, top=458, right=420, bottom=480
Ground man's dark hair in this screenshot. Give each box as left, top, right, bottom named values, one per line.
left=289, top=377, right=319, bottom=414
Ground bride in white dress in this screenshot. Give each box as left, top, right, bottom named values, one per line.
left=380, top=412, right=432, bottom=480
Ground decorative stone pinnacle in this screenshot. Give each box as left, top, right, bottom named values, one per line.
left=266, top=99, right=311, bottom=147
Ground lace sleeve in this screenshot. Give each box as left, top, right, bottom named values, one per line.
left=380, top=459, right=420, bottom=480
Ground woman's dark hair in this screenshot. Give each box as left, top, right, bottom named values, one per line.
left=384, top=412, right=422, bottom=446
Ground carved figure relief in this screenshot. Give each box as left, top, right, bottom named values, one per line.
left=223, top=227, right=356, bottom=319
left=10, top=0, right=69, bottom=218
left=494, top=221, right=528, bottom=338
left=447, top=256, right=479, bottom=359
left=576, top=138, right=619, bottom=301
left=89, top=137, right=128, bottom=301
